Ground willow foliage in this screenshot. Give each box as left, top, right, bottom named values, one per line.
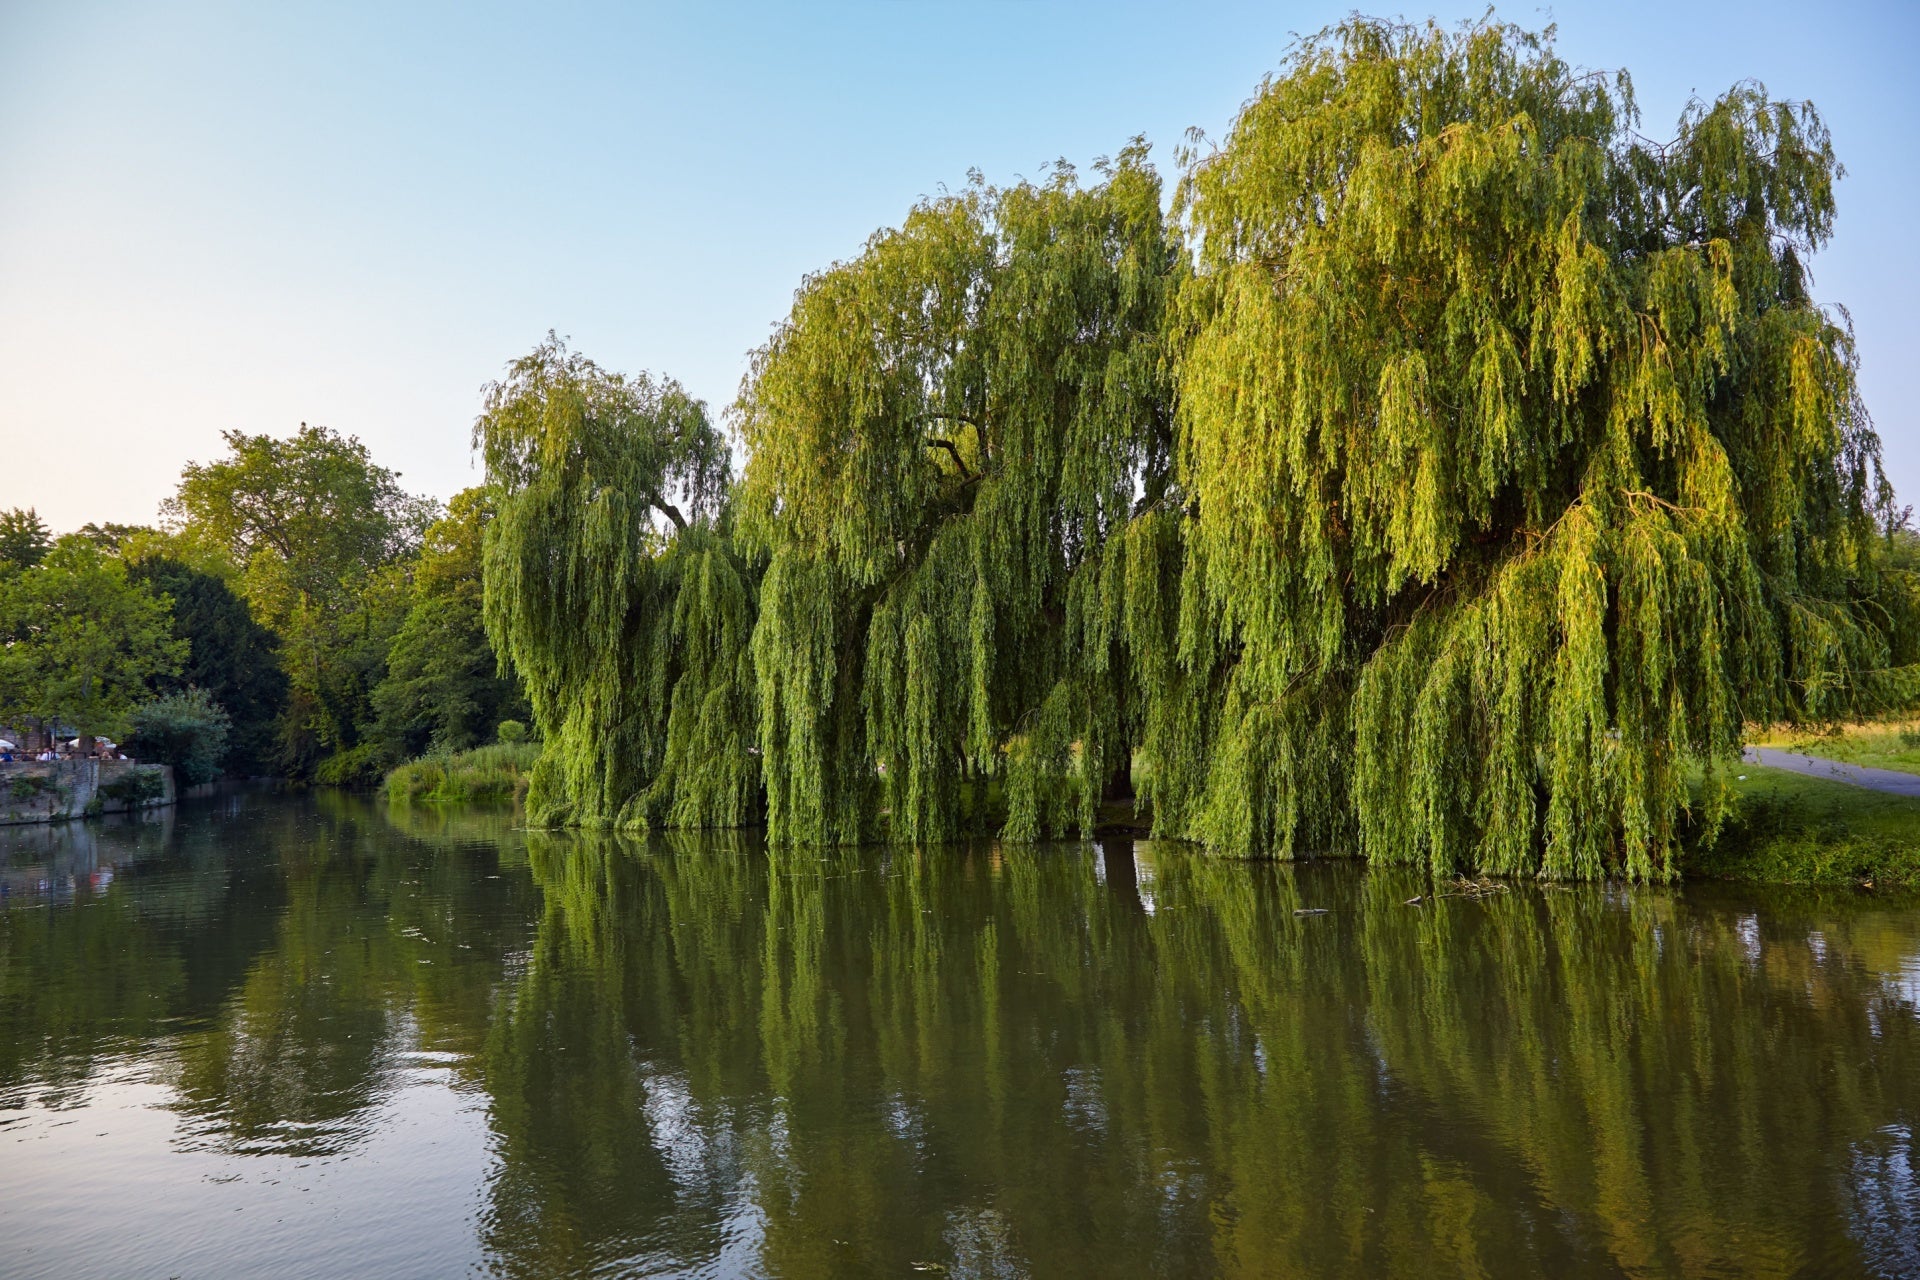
left=477, top=338, right=758, bottom=830
left=1168, top=18, right=1908, bottom=878
left=736, top=146, right=1183, bottom=844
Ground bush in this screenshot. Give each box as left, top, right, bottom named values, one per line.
left=496, top=719, right=529, bottom=744
left=385, top=741, right=541, bottom=805
left=124, top=689, right=232, bottom=787
left=97, top=766, right=168, bottom=807
left=7, top=774, right=57, bottom=803
left=315, top=742, right=395, bottom=789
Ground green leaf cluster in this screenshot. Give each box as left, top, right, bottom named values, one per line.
left=477, top=337, right=756, bottom=831
left=372, top=488, right=528, bottom=757
left=166, top=424, right=434, bottom=773
left=1167, top=17, right=1907, bottom=878
left=123, top=687, right=233, bottom=787
left=0, top=508, right=51, bottom=570
left=128, top=555, right=287, bottom=772
left=736, top=145, right=1181, bottom=845
left=0, top=536, right=185, bottom=739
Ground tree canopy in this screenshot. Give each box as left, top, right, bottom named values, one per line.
left=128, top=555, right=288, bottom=772
left=124, top=687, right=233, bottom=786
left=372, top=487, right=527, bottom=757
left=473, top=19, right=1914, bottom=882
left=477, top=337, right=755, bottom=831
left=0, top=508, right=51, bottom=570
left=167, top=424, right=435, bottom=773
left=0, top=536, right=184, bottom=739
left=735, top=147, right=1182, bottom=845
left=1165, top=16, right=1909, bottom=878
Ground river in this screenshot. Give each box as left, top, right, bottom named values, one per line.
left=1, top=790, right=1916, bottom=1277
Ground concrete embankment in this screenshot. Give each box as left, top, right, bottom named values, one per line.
left=0, top=760, right=176, bottom=825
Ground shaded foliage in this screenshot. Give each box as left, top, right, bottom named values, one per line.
left=477, top=337, right=757, bottom=830
left=129, top=556, right=287, bottom=772
left=124, top=688, right=232, bottom=787
left=0, top=508, right=52, bottom=570
left=372, top=488, right=526, bottom=757
left=736, top=146, right=1183, bottom=844
left=166, top=424, right=433, bottom=776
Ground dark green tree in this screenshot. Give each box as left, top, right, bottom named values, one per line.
left=166, top=424, right=434, bottom=775
left=0, top=507, right=51, bottom=570
left=124, top=687, right=232, bottom=786
left=373, top=487, right=527, bottom=756
left=128, top=556, right=288, bottom=772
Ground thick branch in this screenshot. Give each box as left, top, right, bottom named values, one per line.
left=646, top=490, right=688, bottom=533
left=923, top=437, right=974, bottom=482
left=914, top=412, right=990, bottom=466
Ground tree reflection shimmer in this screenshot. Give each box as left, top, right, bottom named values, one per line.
left=1, top=795, right=1916, bottom=1277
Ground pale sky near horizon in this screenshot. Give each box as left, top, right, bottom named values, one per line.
left=3, top=0, right=1916, bottom=533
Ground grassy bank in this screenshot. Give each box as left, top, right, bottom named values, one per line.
left=1687, top=764, right=1920, bottom=888
left=1749, top=716, right=1920, bottom=776
left=383, top=743, right=541, bottom=805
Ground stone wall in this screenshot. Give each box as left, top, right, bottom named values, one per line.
left=0, top=760, right=176, bottom=825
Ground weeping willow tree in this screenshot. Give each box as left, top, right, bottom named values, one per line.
left=477, top=337, right=759, bottom=829
left=1165, top=17, right=1910, bottom=879
left=735, top=144, right=1184, bottom=844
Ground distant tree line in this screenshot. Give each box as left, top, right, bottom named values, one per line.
left=0, top=424, right=527, bottom=786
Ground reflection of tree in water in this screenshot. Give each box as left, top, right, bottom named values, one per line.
left=488, top=833, right=1920, bottom=1278
left=166, top=795, right=539, bottom=1156
left=8, top=802, right=1920, bottom=1275
left=0, top=792, right=537, bottom=1157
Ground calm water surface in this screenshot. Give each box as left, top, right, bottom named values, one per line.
left=2, top=791, right=1918, bottom=1278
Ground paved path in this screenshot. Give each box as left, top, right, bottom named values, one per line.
left=1743, top=747, right=1920, bottom=799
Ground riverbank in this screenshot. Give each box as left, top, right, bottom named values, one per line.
left=383, top=742, right=539, bottom=805
left=371, top=739, right=1920, bottom=888
left=1748, top=717, right=1920, bottom=777
left=1686, top=764, right=1920, bottom=887
left=0, top=759, right=176, bottom=825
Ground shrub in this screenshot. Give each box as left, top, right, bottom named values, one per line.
left=124, top=689, right=232, bottom=787
left=496, top=719, right=529, bottom=744
left=385, top=741, right=541, bottom=805
left=98, top=766, right=168, bottom=807
left=7, top=774, right=57, bottom=803
left=315, top=742, right=395, bottom=789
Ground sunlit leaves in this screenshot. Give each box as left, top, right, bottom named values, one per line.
left=477, top=339, right=757, bottom=831
left=1171, top=16, right=1899, bottom=877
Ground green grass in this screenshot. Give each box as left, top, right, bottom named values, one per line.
left=384, top=742, right=541, bottom=806
left=1750, top=715, right=1920, bottom=776
left=1686, top=764, right=1920, bottom=887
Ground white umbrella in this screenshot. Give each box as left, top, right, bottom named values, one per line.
left=0, top=740, right=15, bottom=750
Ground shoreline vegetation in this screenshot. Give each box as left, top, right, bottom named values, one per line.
left=384, top=741, right=541, bottom=806
left=464, top=17, right=1920, bottom=884
left=375, top=712, right=1920, bottom=890
left=9, top=14, right=1920, bottom=888
left=1696, top=763, right=1920, bottom=888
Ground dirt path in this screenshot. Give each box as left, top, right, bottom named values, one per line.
left=1742, top=747, right=1920, bottom=799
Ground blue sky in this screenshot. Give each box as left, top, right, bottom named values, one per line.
left=3, top=0, right=1915, bottom=531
